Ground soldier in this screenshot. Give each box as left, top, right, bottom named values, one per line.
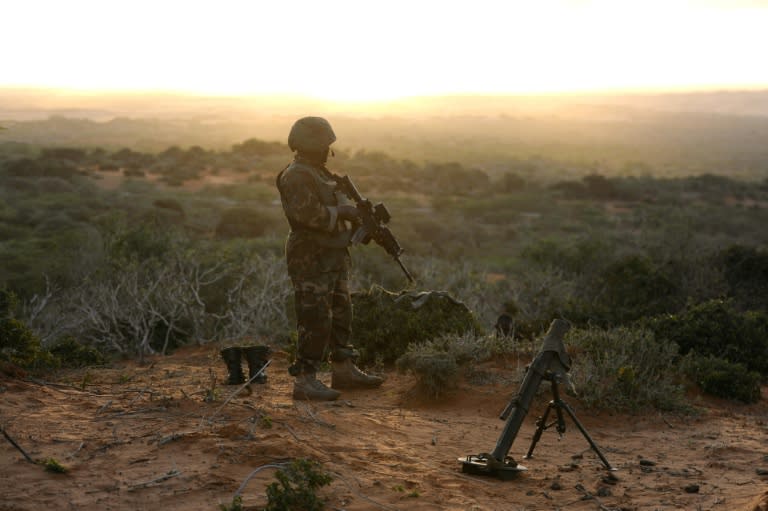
left=276, top=116, right=383, bottom=401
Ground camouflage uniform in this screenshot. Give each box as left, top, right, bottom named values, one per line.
left=277, top=157, right=355, bottom=369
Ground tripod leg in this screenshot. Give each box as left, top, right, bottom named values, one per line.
left=524, top=403, right=553, bottom=459
left=559, top=401, right=614, bottom=470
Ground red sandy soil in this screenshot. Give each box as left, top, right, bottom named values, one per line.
left=1, top=345, right=767, bottom=511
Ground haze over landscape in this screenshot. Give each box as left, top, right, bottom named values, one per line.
left=3, top=0, right=768, bottom=165
left=3, top=0, right=768, bottom=100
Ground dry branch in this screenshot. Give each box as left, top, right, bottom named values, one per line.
left=157, top=432, right=187, bottom=446
left=128, top=468, right=182, bottom=490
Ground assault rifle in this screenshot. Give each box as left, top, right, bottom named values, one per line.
left=333, top=174, right=415, bottom=283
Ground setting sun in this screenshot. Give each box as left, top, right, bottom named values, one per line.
left=2, top=0, right=768, bottom=101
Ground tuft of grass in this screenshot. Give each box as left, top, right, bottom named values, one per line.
left=42, top=458, right=67, bottom=473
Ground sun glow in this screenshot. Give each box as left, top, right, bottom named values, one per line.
left=2, top=0, right=767, bottom=102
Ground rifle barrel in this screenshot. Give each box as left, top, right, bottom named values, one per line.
left=396, top=256, right=415, bottom=283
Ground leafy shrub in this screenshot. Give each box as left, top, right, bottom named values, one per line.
left=497, top=172, right=526, bottom=192
left=570, top=255, right=681, bottom=326
left=35, top=177, right=75, bottom=194
left=215, top=207, right=271, bottom=239
left=397, top=350, right=458, bottom=399
left=644, top=299, right=768, bottom=375
left=49, top=336, right=106, bottom=367
left=124, top=169, right=146, bottom=178
left=152, top=198, right=185, bottom=217
left=420, top=162, right=490, bottom=196
left=3, top=158, right=42, bottom=177
left=41, top=147, right=86, bottom=163
left=396, top=330, right=532, bottom=398
left=231, top=138, right=286, bottom=157
left=218, top=496, right=243, bottom=511
left=351, top=287, right=481, bottom=365
left=264, top=459, right=332, bottom=511
left=0, top=289, right=55, bottom=370
left=522, top=236, right=611, bottom=277
left=717, top=244, right=768, bottom=311
left=567, top=326, right=688, bottom=411
left=685, top=355, right=761, bottom=403
left=103, top=216, right=178, bottom=264
left=496, top=270, right=574, bottom=341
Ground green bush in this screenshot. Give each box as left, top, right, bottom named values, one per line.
left=102, top=216, right=178, bottom=264
left=567, top=326, right=688, bottom=411
left=717, top=244, right=768, bottom=311
left=579, top=255, right=681, bottom=325
left=231, top=138, right=286, bottom=157
left=264, top=459, right=332, bottom=511
left=50, top=336, right=106, bottom=367
left=351, top=287, right=481, bottom=365
left=218, top=496, right=243, bottom=511
left=551, top=174, right=620, bottom=200
left=644, top=299, right=768, bottom=375
left=396, top=350, right=458, bottom=399
left=686, top=355, right=761, bottom=403
left=215, top=207, right=271, bottom=239
left=394, top=332, right=486, bottom=398
left=0, top=289, right=55, bottom=370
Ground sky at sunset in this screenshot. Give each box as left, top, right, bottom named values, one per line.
left=2, top=0, right=767, bottom=102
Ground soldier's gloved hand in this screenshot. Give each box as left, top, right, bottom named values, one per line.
left=337, top=205, right=360, bottom=221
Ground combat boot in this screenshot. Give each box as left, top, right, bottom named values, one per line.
left=331, top=358, right=384, bottom=390
left=220, top=347, right=245, bottom=385
left=243, top=345, right=270, bottom=384
left=292, top=371, right=341, bottom=401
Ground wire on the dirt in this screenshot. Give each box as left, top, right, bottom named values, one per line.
left=1, top=425, right=35, bottom=464
left=127, top=468, right=182, bottom=490
left=233, top=462, right=290, bottom=497
left=66, top=441, right=85, bottom=459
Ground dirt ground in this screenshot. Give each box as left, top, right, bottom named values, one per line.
left=1, top=345, right=767, bottom=511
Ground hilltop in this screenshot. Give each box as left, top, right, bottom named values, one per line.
left=1, top=345, right=767, bottom=510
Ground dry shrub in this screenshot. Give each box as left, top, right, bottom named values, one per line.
left=566, top=326, right=689, bottom=412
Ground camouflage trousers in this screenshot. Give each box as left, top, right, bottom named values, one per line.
left=290, top=269, right=352, bottom=364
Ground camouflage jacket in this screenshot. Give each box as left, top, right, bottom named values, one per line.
left=277, top=159, right=352, bottom=276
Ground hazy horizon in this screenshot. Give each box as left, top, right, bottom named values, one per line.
left=3, top=1, right=768, bottom=102
left=3, top=85, right=768, bottom=123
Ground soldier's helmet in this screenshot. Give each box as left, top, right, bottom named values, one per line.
left=288, top=117, right=336, bottom=153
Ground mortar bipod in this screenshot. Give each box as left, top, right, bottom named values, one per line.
left=523, top=370, right=615, bottom=471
